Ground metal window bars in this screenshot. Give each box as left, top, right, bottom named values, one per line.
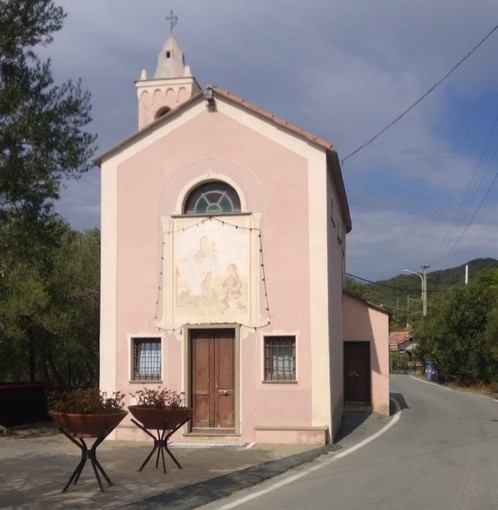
left=133, top=339, right=161, bottom=381
left=264, top=336, right=296, bottom=381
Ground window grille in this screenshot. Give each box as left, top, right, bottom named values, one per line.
left=132, top=338, right=161, bottom=381
left=264, top=336, right=296, bottom=381
left=184, top=180, right=241, bottom=215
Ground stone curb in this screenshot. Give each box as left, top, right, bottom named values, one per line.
left=120, top=446, right=326, bottom=510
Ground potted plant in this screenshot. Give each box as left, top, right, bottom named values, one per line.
left=48, top=387, right=127, bottom=438
left=128, top=386, right=192, bottom=431
left=47, top=388, right=128, bottom=492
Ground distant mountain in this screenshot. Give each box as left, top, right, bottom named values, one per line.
left=346, top=258, right=498, bottom=325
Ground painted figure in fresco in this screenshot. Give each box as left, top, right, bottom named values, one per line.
left=189, top=236, right=217, bottom=298
left=221, top=263, right=242, bottom=310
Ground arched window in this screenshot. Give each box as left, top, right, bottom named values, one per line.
left=183, top=180, right=241, bottom=215
left=154, top=106, right=171, bottom=120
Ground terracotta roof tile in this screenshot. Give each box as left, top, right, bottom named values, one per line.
left=389, top=330, right=412, bottom=348
left=209, top=85, right=333, bottom=150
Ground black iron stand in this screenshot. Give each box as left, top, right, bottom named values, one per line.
left=131, top=417, right=190, bottom=473
left=58, top=427, right=113, bottom=492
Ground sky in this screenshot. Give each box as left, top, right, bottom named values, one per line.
left=43, top=0, right=498, bottom=281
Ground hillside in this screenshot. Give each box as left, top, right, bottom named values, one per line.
left=346, top=258, right=498, bottom=325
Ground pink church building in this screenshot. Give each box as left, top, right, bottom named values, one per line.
left=96, top=31, right=389, bottom=445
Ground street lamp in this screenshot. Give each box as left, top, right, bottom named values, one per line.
left=403, top=266, right=430, bottom=316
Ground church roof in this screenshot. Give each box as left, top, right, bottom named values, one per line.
left=208, top=85, right=334, bottom=150
left=97, top=84, right=333, bottom=161
left=94, top=85, right=352, bottom=231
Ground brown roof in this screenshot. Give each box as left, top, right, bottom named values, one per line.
left=208, top=85, right=333, bottom=150
left=389, top=330, right=413, bottom=350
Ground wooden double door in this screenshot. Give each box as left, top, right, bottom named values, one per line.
left=190, top=329, right=235, bottom=432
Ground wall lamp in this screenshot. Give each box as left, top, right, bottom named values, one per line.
left=203, top=87, right=216, bottom=111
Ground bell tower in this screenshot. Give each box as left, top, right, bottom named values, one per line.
left=136, top=11, right=201, bottom=129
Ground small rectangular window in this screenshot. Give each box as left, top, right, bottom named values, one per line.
left=264, top=336, right=296, bottom=382
left=132, top=338, right=161, bottom=381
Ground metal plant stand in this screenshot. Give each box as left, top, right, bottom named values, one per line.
left=131, top=415, right=191, bottom=473
left=56, top=426, right=116, bottom=492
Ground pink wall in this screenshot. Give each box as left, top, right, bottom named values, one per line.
left=343, top=292, right=390, bottom=415
left=113, top=110, right=316, bottom=437
left=327, top=169, right=346, bottom=437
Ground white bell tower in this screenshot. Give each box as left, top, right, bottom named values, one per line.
left=136, top=11, right=201, bottom=129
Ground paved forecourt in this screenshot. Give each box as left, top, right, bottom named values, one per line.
left=0, top=409, right=394, bottom=510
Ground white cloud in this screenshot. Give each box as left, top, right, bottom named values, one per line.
left=347, top=206, right=498, bottom=280
left=41, top=0, right=498, bottom=279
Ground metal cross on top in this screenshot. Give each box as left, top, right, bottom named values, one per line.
left=166, top=9, right=178, bottom=32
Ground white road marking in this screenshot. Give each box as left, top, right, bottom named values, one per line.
left=215, top=400, right=401, bottom=509
left=409, top=375, right=453, bottom=390
left=409, top=375, right=498, bottom=401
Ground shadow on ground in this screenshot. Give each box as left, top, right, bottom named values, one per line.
left=334, top=411, right=369, bottom=443
left=391, top=392, right=409, bottom=411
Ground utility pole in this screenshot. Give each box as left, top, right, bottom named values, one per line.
left=420, top=265, right=430, bottom=317
left=406, top=295, right=410, bottom=327
left=403, top=266, right=430, bottom=317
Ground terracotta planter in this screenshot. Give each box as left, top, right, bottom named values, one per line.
left=49, top=410, right=128, bottom=438
left=128, top=405, right=192, bottom=430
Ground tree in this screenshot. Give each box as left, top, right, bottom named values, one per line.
left=0, top=0, right=96, bottom=219
left=46, top=227, right=100, bottom=387
left=0, top=218, right=100, bottom=386
left=0, top=1, right=98, bottom=385
left=413, top=271, right=498, bottom=385
left=344, top=276, right=371, bottom=301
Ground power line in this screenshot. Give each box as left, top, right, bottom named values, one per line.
left=340, top=24, right=498, bottom=165
left=346, top=273, right=454, bottom=294
left=438, top=164, right=498, bottom=262
left=346, top=273, right=419, bottom=292
left=432, top=115, right=498, bottom=263
left=432, top=114, right=498, bottom=260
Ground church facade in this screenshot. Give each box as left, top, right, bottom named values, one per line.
left=96, top=30, right=388, bottom=445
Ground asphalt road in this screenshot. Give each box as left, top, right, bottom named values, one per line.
left=198, top=375, right=498, bottom=510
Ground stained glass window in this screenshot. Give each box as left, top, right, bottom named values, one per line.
left=184, top=181, right=241, bottom=215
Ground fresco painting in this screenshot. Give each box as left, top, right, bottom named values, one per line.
left=174, top=221, right=249, bottom=317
